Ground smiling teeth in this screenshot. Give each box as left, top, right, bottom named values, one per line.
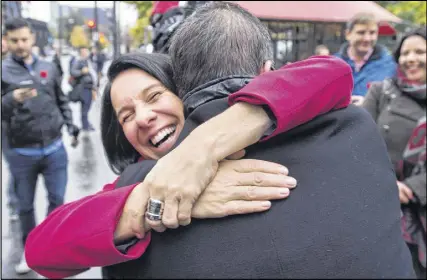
left=151, top=126, right=176, bottom=146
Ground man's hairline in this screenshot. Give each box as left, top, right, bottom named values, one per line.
left=5, top=26, right=33, bottom=36
left=347, top=21, right=379, bottom=33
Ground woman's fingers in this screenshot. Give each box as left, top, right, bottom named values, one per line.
left=224, top=200, right=272, bottom=216
left=399, top=191, right=409, bottom=204
left=236, top=172, right=297, bottom=189
left=231, top=185, right=290, bottom=201
left=177, top=199, right=193, bottom=226
left=401, top=185, right=414, bottom=200
left=145, top=218, right=167, bottom=233
left=226, top=149, right=246, bottom=160
left=162, top=197, right=179, bottom=229
left=231, top=159, right=289, bottom=175
left=145, top=194, right=168, bottom=233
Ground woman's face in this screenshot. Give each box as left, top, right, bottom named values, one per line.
left=111, top=68, right=185, bottom=160
left=399, top=35, right=426, bottom=83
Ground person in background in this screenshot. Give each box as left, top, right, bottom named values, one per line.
left=70, top=46, right=97, bottom=132
left=315, top=44, right=330, bottom=56
left=363, top=28, right=426, bottom=279
left=52, top=47, right=64, bottom=79
left=90, top=46, right=106, bottom=88
left=1, top=30, right=19, bottom=223
left=1, top=18, right=79, bottom=274
left=335, top=12, right=396, bottom=105
left=2, top=34, right=9, bottom=59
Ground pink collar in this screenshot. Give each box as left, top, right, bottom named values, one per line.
left=347, top=47, right=374, bottom=72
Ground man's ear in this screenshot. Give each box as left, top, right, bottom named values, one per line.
left=31, top=33, right=36, bottom=46
left=260, top=60, right=273, bottom=74
left=345, top=29, right=351, bottom=42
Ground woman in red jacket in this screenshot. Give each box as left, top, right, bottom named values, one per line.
left=26, top=53, right=352, bottom=278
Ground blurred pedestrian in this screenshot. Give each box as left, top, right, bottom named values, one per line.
left=315, top=44, right=330, bottom=56
left=335, top=12, right=396, bottom=105
left=1, top=30, right=19, bottom=223
left=70, top=46, right=97, bottom=131
left=2, top=34, right=9, bottom=60
left=90, top=46, right=106, bottom=88
left=52, top=47, right=64, bottom=79
left=1, top=18, right=79, bottom=274
left=363, top=28, right=426, bottom=279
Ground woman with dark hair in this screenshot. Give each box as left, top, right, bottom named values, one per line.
left=363, top=28, right=426, bottom=279
left=26, top=52, right=353, bottom=278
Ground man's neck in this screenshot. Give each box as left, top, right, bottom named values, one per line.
left=23, top=54, right=34, bottom=65
left=348, top=47, right=367, bottom=63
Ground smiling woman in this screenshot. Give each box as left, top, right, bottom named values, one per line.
left=362, top=27, right=426, bottom=279
left=111, top=68, right=184, bottom=159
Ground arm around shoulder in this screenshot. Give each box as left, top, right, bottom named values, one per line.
left=25, top=180, right=151, bottom=279
left=228, top=55, right=353, bottom=140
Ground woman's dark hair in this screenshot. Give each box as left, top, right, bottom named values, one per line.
left=393, top=27, right=426, bottom=63
left=101, top=52, right=177, bottom=174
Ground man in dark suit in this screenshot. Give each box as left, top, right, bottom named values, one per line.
left=105, top=2, right=415, bottom=278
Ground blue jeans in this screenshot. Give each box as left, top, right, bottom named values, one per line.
left=6, top=174, right=18, bottom=213
left=7, top=144, right=68, bottom=246
left=80, top=88, right=93, bottom=130
left=1, top=126, right=18, bottom=214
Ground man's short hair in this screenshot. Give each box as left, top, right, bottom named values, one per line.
left=4, top=18, right=33, bottom=33
left=346, top=12, right=377, bottom=32
left=169, top=1, right=274, bottom=98
left=79, top=46, right=89, bottom=52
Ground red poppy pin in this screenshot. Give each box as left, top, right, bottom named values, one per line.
left=40, top=70, right=48, bottom=79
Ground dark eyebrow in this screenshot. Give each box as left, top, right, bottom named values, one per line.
left=116, top=83, right=164, bottom=118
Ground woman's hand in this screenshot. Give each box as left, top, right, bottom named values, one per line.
left=143, top=103, right=272, bottom=232
left=190, top=159, right=297, bottom=219
left=115, top=159, right=295, bottom=242
left=397, top=181, right=413, bottom=204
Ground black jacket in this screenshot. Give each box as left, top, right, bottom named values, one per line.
left=70, top=58, right=95, bottom=90
left=105, top=77, right=415, bottom=279
left=89, top=52, right=106, bottom=73
left=52, top=54, right=64, bottom=77
left=1, top=55, right=73, bottom=148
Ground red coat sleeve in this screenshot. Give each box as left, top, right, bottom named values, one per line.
left=228, top=55, right=353, bottom=141
left=25, top=179, right=151, bottom=279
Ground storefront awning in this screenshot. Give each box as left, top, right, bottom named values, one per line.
left=233, top=1, right=402, bottom=23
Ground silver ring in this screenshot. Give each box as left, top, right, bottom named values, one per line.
left=146, top=198, right=164, bottom=221
left=146, top=212, right=162, bottom=221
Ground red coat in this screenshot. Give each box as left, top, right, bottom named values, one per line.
left=26, top=56, right=352, bottom=278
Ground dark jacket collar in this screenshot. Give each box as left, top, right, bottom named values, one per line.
left=337, top=43, right=385, bottom=61
left=10, top=53, right=38, bottom=68
left=182, top=75, right=254, bottom=117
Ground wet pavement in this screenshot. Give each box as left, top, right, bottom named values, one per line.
left=2, top=56, right=116, bottom=279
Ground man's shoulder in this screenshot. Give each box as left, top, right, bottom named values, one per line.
left=372, top=44, right=395, bottom=63
left=36, top=58, right=56, bottom=69
left=334, top=43, right=349, bottom=59
left=1, top=56, right=18, bottom=69
left=303, top=104, right=376, bottom=135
